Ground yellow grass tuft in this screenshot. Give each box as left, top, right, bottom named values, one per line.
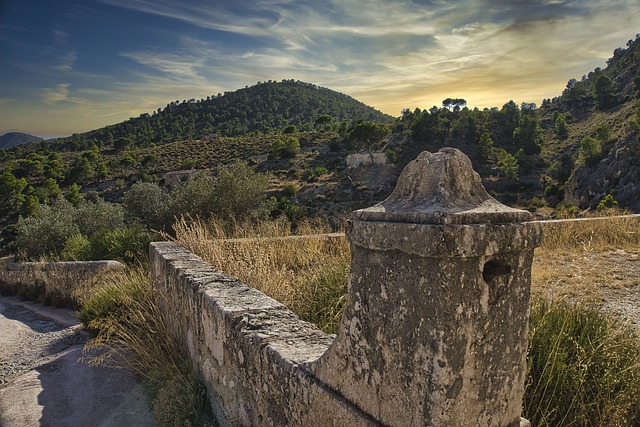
left=171, top=216, right=349, bottom=333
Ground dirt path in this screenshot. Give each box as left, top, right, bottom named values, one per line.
left=0, top=296, right=155, bottom=427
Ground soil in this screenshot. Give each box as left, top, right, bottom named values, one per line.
left=0, top=296, right=156, bottom=427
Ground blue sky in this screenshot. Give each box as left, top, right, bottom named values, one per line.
left=0, top=0, right=638, bottom=138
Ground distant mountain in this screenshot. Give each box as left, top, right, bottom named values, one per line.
left=0, top=132, right=43, bottom=150
left=56, top=80, right=394, bottom=150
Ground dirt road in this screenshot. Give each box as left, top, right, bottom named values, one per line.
left=0, top=295, right=155, bottom=427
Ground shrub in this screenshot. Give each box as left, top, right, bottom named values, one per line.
left=124, top=182, right=171, bottom=231
left=270, top=136, right=300, bottom=158
left=14, top=199, right=79, bottom=260
left=579, top=136, right=602, bottom=165
left=211, top=162, right=271, bottom=221
left=60, top=234, right=91, bottom=261
left=596, top=194, right=619, bottom=212
left=524, top=299, right=640, bottom=426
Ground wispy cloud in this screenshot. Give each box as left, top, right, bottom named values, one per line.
left=42, top=83, right=71, bottom=104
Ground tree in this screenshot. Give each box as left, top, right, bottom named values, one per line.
left=314, top=114, right=333, bottom=126
left=579, top=136, right=602, bottom=166
left=124, top=182, right=171, bottom=230
left=37, top=178, right=62, bottom=204
left=500, top=101, right=520, bottom=134
left=0, top=171, right=27, bottom=216
left=554, top=114, right=569, bottom=139
left=497, top=149, right=519, bottom=180
left=512, top=115, right=542, bottom=155
left=65, top=183, right=83, bottom=206
left=477, top=132, right=495, bottom=160
left=442, top=98, right=467, bottom=111
left=348, top=122, right=390, bottom=150
left=212, top=162, right=270, bottom=221
left=562, top=78, right=588, bottom=102
left=593, top=74, right=618, bottom=109
left=270, top=136, right=300, bottom=159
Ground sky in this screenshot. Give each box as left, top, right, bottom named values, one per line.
left=0, top=0, right=638, bottom=138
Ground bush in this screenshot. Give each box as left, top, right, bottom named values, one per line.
left=14, top=199, right=79, bottom=260
left=124, top=182, right=171, bottom=231
left=270, top=136, right=300, bottom=158
left=88, top=226, right=151, bottom=264
left=596, top=194, right=619, bottom=212
left=524, top=299, right=640, bottom=426
left=579, top=136, right=602, bottom=166
left=211, top=162, right=271, bottom=221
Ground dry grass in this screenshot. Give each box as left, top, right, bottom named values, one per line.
left=171, top=216, right=349, bottom=333
left=532, top=212, right=640, bottom=302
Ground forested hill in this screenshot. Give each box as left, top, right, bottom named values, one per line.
left=55, top=80, right=393, bottom=151
left=0, top=132, right=43, bottom=150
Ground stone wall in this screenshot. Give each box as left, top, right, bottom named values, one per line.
left=151, top=148, right=542, bottom=427
left=150, top=242, right=377, bottom=426
left=0, top=258, right=124, bottom=307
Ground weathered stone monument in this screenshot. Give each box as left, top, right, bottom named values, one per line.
left=151, top=147, right=542, bottom=426
left=312, top=148, right=542, bottom=426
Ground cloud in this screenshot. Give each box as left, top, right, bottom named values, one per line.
left=42, top=83, right=71, bottom=104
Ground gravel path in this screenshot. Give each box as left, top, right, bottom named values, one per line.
left=0, top=296, right=156, bottom=427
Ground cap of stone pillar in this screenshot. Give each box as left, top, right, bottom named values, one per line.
left=353, top=148, right=532, bottom=224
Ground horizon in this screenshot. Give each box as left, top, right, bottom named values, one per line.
left=1, top=0, right=638, bottom=138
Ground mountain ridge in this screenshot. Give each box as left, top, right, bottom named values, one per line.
left=0, top=132, right=43, bottom=150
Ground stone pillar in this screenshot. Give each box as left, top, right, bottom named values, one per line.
left=310, top=148, right=542, bottom=426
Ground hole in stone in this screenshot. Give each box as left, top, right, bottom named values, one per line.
left=482, top=260, right=511, bottom=282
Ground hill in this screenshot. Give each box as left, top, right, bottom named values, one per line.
left=0, top=132, right=43, bottom=150
left=54, top=80, right=393, bottom=151
left=1, top=35, right=640, bottom=254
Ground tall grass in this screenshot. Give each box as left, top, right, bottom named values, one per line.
left=524, top=298, right=640, bottom=426
left=171, top=216, right=349, bottom=334
left=539, top=212, right=640, bottom=253
left=77, top=268, right=214, bottom=426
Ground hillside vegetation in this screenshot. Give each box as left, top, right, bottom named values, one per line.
left=1, top=35, right=640, bottom=256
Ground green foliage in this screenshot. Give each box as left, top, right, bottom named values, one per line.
left=561, top=78, right=589, bottom=103
left=547, top=153, right=574, bottom=184
left=554, top=114, right=569, bottom=139
left=524, top=299, right=640, bottom=426
left=60, top=234, right=92, bottom=261
left=593, top=74, right=619, bottom=109
left=477, top=132, right=495, bottom=160
left=14, top=199, right=79, bottom=259
left=282, top=125, right=297, bottom=134
left=88, top=226, right=151, bottom=264
left=512, top=115, right=542, bottom=155
left=13, top=198, right=149, bottom=263
left=596, top=194, right=619, bottom=212
left=0, top=171, right=27, bottom=216
left=442, top=98, right=467, bottom=111
left=348, top=122, right=390, bottom=149
left=497, top=149, right=519, bottom=180
left=500, top=100, right=521, bottom=133
left=55, top=81, right=392, bottom=148
left=124, top=182, right=171, bottom=230
left=212, top=161, right=271, bottom=221
left=579, top=136, right=602, bottom=166
left=65, top=183, right=83, bottom=206
left=274, top=197, right=308, bottom=222
left=270, top=136, right=300, bottom=159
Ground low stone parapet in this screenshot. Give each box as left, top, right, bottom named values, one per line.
left=0, top=258, right=124, bottom=307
